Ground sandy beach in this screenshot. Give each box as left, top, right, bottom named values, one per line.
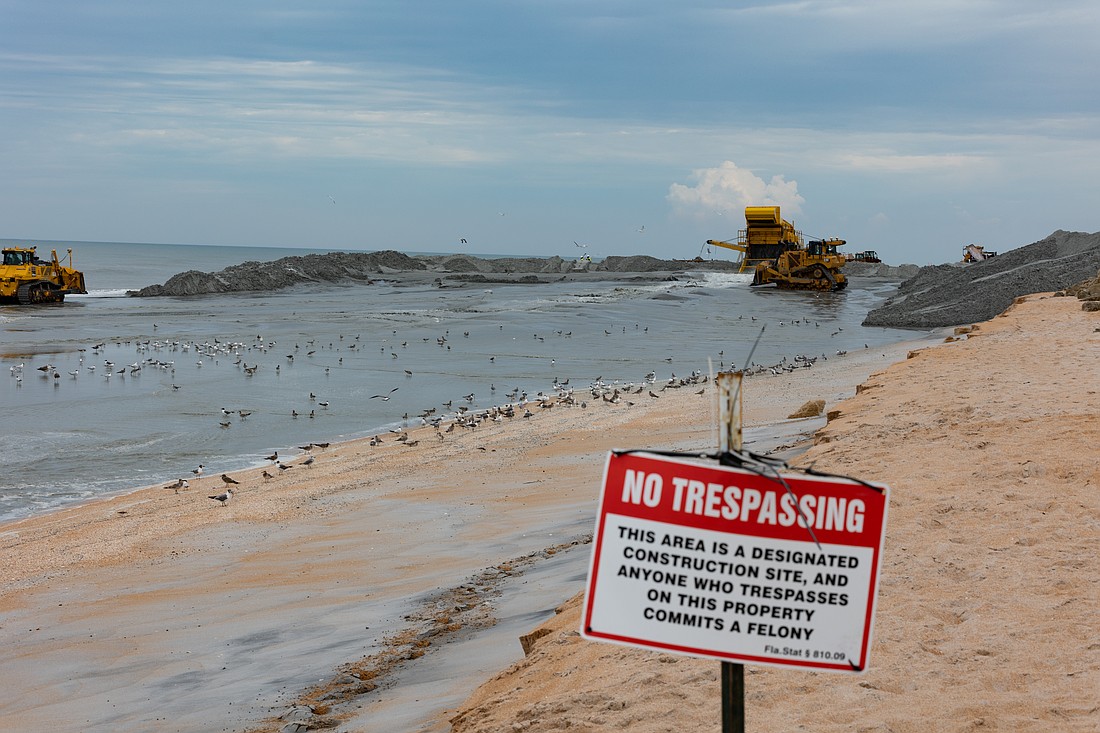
left=450, top=292, right=1100, bottom=733
left=2, top=291, right=1097, bottom=732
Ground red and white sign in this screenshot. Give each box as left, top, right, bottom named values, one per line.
left=582, top=451, right=889, bottom=673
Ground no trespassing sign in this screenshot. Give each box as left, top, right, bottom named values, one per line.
left=582, top=451, right=889, bottom=673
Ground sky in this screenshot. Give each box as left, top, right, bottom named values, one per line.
left=1, top=1, right=1098, bottom=265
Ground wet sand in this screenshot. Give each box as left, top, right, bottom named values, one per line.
left=449, top=293, right=1100, bottom=733
left=0, top=304, right=935, bottom=731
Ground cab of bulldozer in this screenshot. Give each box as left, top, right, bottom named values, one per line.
left=809, top=240, right=844, bottom=257
left=3, top=249, right=33, bottom=266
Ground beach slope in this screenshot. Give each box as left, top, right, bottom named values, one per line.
left=450, top=293, right=1100, bottom=733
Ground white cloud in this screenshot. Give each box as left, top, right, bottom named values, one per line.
left=667, top=161, right=805, bottom=218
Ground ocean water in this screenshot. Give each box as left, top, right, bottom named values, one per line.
left=0, top=240, right=917, bottom=522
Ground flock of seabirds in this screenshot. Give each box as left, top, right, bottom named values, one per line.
left=8, top=314, right=861, bottom=508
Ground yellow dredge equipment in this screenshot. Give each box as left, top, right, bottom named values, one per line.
left=707, top=206, right=848, bottom=291
left=0, top=245, right=87, bottom=304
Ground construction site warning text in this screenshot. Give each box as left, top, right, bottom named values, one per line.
left=582, top=452, right=889, bottom=673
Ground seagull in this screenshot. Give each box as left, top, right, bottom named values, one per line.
left=328, top=195, right=336, bottom=204
left=574, top=241, right=588, bottom=248
left=265, top=451, right=279, bottom=462
left=370, top=388, right=399, bottom=400
left=261, top=470, right=274, bottom=482
left=637, top=225, right=645, bottom=233
left=191, top=464, right=205, bottom=477
left=209, top=488, right=234, bottom=506
left=221, top=473, right=240, bottom=486
left=300, top=456, right=315, bottom=468
left=165, top=478, right=189, bottom=493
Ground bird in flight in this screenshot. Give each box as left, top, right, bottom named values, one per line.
left=370, top=387, right=399, bottom=400
left=574, top=241, right=588, bottom=248
left=328, top=195, right=336, bottom=204
left=637, top=225, right=646, bottom=233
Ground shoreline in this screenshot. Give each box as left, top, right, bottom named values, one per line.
left=0, top=316, right=943, bottom=731
left=2, top=267, right=913, bottom=527
left=449, top=293, right=1100, bottom=733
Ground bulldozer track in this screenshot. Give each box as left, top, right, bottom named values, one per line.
left=16, top=280, right=64, bottom=304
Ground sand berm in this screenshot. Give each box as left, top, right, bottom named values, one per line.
left=448, top=290, right=1099, bottom=733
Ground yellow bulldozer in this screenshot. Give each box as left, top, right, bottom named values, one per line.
left=0, top=245, right=87, bottom=304
left=707, top=206, right=848, bottom=291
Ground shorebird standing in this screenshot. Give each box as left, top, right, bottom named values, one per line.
left=208, top=488, right=234, bottom=506
left=165, top=478, right=189, bottom=493
left=221, top=473, right=240, bottom=486
left=192, top=464, right=205, bottom=477
left=262, top=470, right=274, bottom=482
left=300, top=456, right=315, bottom=468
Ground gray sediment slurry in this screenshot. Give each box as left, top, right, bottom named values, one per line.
left=128, top=252, right=744, bottom=297
left=863, top=229, right=1100, bottom=329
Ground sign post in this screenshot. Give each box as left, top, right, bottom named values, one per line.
left=716, top=371, right=745, bottom=733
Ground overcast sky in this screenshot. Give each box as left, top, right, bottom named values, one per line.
left=2, top=1, right=1097, bottom=264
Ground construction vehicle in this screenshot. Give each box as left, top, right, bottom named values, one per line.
left=707, top=206, right=848, bottom=291
left=0, top=245, right=87, bottom=304
left=962, top=244, right=997, bottom=263
left=846, top=250, right=882, bottom=263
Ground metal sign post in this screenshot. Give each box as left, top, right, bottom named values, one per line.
left=716, top=371, right=745, bottom=733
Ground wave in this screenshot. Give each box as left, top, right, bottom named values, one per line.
left=70, top=289, right=131, bottom=298
left=697, top=272, right=753, bottom=288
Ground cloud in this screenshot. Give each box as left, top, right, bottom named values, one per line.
left=667, top=161, right=805, bottom=218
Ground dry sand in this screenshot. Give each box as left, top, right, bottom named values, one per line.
left=449, top=293, right=1100, bottom=733
left=1, top=293, right=1096, bottom=732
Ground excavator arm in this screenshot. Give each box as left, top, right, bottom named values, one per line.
left=706, top=239, right=747, bottom=254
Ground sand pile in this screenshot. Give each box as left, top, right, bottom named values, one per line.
left=1059, top=267, right=1100, bottom=311
left=130, top=251, right=742, bottom=296
left=864, top=229, right=1100, bottom=328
